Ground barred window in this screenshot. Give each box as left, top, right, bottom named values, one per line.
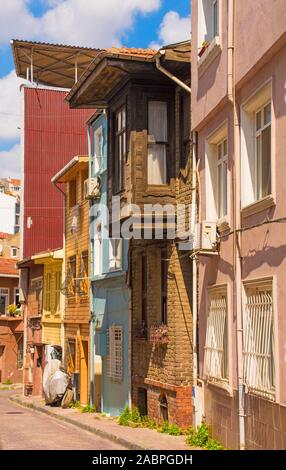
left=107, top=326, right=123, bottom=382
left=204, top=289, right=228, bottom=382
left=243, top=283, right=275, bottom=397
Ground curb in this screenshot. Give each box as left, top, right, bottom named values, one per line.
left=10, top=395, right=145, bottom=450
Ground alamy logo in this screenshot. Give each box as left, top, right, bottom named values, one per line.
left=92, top=196, right=196, bottom=250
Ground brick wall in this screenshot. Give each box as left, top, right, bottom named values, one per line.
left=131, top=240, right=193, bottom=427
left=130, top=83, right=194, bottom=428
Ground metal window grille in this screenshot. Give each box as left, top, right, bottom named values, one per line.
left=107, top=326, right=123, bottom=382
left=204, top=293, right=228, bottom=381
left=243, top=288, right=275, bottom=397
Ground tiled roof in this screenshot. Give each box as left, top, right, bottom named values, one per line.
left=10, top=179, right=21, bottom=186
left=0, top=258, right=19, bottom=276
left=0, top=232, right=11, bottom=240
left=107, top=47, right=156, bottom=58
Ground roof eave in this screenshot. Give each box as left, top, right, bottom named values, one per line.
left=52, top=156, right=88, bottom=184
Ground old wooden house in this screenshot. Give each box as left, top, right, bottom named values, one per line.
left=67, top=42, right=193, bottom=426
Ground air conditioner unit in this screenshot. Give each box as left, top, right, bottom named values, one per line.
left=84, top=177, right=101, bottom=200
left=200, top=221, right=218, bottom=251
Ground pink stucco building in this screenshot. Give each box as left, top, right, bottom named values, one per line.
left=191, top=0, right=286, bottom=449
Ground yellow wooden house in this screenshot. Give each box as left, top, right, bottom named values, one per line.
left=33, top=249, right=64, bottom=351
left=52, top=156, right=95, bottom=406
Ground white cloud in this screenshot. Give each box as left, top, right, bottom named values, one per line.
left=0, top=143, right=21, bottom=179
left=0, top=0, right=161, bottom=48
left=0, top=71, right=23, bottom=141
left=0, top=1, right=41, bottom=45
left=150, top=10, right=190, bottom=50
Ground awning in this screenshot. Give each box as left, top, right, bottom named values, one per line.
left=11, top=39, right=102, bottom=89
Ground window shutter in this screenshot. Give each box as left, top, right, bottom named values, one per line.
left=107, top=326, right=123, bottom=382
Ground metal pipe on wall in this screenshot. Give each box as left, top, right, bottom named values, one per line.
left=228, top=0, right=245, bottom=450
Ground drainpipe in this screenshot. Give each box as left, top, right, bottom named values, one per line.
left=87, top=124, right=95, bottom=408
left=191, top=131, right=201, bottom=427
left=228, top=0, right=245, bottom=450
left=155, top=53, right=191, bottom=94
left=52, top=180, right=66, bottom=361
left=191, top=132, right=198, bottom=387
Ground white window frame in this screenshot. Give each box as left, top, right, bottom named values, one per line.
left=198, top=0, right=220, bottom=50
left=204, top=286, right=228, bottom=385
left=242, top=280, right=275, bottom=399
left=147, top=100, right=168, bottom=185
left=107, top=325, right=123, bottom=382
left=205, top=122, right=229, bottom=226
left=216, top=138, right=228, bottom=220
left=0, top=288, right=9, bottom=315
left=11, top=246, right=18, bottom=258
left=93, top=125, right=103, bottom=174
left=254, top=101, right=271, bottom=201
left=109, top=239, right=122, bottom=272
left=94, top=221, right=102, bottom=276
left=14, top=287, right=20, bottom=306
left=241, top=80, right=274, bottom=210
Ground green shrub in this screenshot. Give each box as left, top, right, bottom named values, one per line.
left=129, top=406, right=141, bottom=423
left=141, top=416, right=157, bottom=429
left=119, top=405, right=132, bottom=426
left=187, top=423, right=209, bottom=447
left=81, top=404, right=96, bottom=413
left=159, top=421, right=183, bottom=436
left=186, top=424, right=224, bottom=450
left=205, top=438, right=224, bottom=450
left=68, top=400, right=81, bottom=409
left=3, top=379, right=13, bottom=385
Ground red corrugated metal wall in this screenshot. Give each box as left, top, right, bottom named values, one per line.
left=23, top=87, right=93, bottom=258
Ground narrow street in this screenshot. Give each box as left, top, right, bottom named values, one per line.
left=0, top=390, right=126, bottom=450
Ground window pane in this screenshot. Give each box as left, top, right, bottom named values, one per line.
left=213, top=0, right=219, bottom=37
left=119, top=135, right=122, bottom=161
left=117, top=111, right=121, bottom=132
left=261, top=125, right=271, bottom=197
left=222, top=161, right=227, bottom=217
left=122, top=108, right=126, bottom=129
left=217, top=143, right=222, bottom=161
left=148, top=144, right=167, bottom=184
left=256, top=111, right=262, bottom=131
left=223, top=139, right=227, bottom=156
left=122, top=131, right=126, bottom=159
left=264, top=103, right=271, bottom=126
left=217, top=164, right=222, bottom=218
left=256, top=135, right=262, bottom=199
left=148, top=101, right=168, bottom=142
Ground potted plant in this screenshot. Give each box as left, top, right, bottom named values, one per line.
left=198, top=40, right=209, bottom=58
left=6, top=304, right=18, bottom=317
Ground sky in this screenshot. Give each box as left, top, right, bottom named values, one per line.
left=0, top=0, right=191, bottom=179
